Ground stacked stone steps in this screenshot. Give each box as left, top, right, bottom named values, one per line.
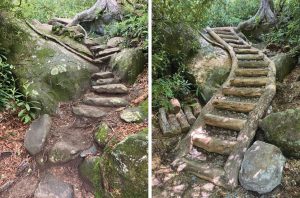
left=73, top=71, right=129, bottom=118
left=175, top=27, right=276, bottom=189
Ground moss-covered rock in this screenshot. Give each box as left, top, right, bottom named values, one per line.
left=187, top=35, right=231, bottom=102
left=271, top=53, right=298, bottom=82
left=94, top=122, right=111, bottom=147
left=109, top=48, right=146, bottom=84
left=101, top=129, right=148, bottom=197
left=79, top=156, right=101, bottom=190
left=259, top=109, right=300, bottom=158
left=0, top=13, right=98, bottom=113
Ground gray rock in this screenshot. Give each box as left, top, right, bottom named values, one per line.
left=109, top=48, right=146, bottom=84
left=79, top=156, right=101, bottom=188
left=239, top=141, right=286, bottom=194
left=34, top=174, right=74, bottom=198
left=120, top=107, right=145, bottom=123
left=259, top=108, right=300, bottom=158
left=92, top=84, right=128, bottom=94
left=48, top=141, right=81, bottom=164
left=271, top=53, right=298, bottom=82
left=80, top=144, right=98, bottom=158
left=83, top=95, right=128, bottom=107
left=107, top=37, right=125, bottom=48
left=91, top=71, right=114, bottom=80
left=187, top=36, right=231, bottom=102
left=72, top=105, right=107, bottom=118
left=24, top=114, right=52, bottom=155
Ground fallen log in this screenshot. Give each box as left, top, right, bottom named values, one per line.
left=169, top=98, right=181, bottom=114
left=158, top=108, right=172, bottom=136
left=168, top=114, right=182, bottom=135
left=176, top=109, right=190, bottom=133
left=183, top=106, right=196, bottom=125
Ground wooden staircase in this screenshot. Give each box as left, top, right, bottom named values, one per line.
left=173, top=27, right=276, bottom=189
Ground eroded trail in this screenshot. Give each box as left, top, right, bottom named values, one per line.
left=173, top=27, right=276, bottom=189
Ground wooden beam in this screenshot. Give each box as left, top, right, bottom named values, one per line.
left=213, top=99, right=255, bottom=113
left=176, top=109, right=190, bottom=133
left=230, top=77, right=269, bottom=87
left=235, top=68, right=269, bottom=77
left=218, top=34, right=239, bottom=40
left=223, top=87, right=264, bottom=97
left=229, top=44, right=251, bottom=49
left=236, top=54, right=264, bottom=60
left=204, top=114, right=246, bottom=131
left=158, top=108, right=172, bottom=136
left=183, top=106, right=196, bottom=125
left=223, top=39, right=244, bottom=44
left=193, top=133, right=237, bottom=154
left=234, top=48, right=259, bottom=54
left=238, top=60, right=268, bottom=68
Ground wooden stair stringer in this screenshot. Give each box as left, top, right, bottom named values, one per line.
left=173, top=26, right=276, bottom=190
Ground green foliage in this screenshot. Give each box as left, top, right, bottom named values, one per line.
left=20, top=0, right=95, bottom=23
left=152, top=73, right=191, bottom=110
left=206, top=0, right=260, bottom=27
left=0, top=54, right=40, bottom=124
left=105, top=6, right=148, bottom=49
left=262, top=0, right=300, bottom=46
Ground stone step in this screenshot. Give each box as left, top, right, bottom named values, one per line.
left=95, top=47, right=120, bottom=58
left=91, top=71, right=114, bottom=80
left=92, top=84, right=128, bottom=94
left=230, top=77, right=269, bottom=87
left=223, top=87, right=264, bottom=97
left=238, top=60, right=269, bottom=68
left=235, top=68, right=269, bottom=77
left=83, top=95, right=128, bottom=107
left=234, top=48, right=259, bottom=54
left=72, top=104, right=107, bottom=118
left=92, top=78, right=119, bottom=86
left=212, top=99, right=256, bottom=113
left=236, top=54, right=264, bottom=60
left=204, top=113, right=246, bottom=131
left=223, top=38, right=244, bottom=44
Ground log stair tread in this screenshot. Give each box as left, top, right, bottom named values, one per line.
left=235, top=68, right=269, bottom=77
left=223, top=87, right=264, bottom=97
left=203, top=113, right=246, bottom=131
left=236, top=54, right=264, bottom=60
left=238, top=60, right=269, bottom=68
left=213, top=99, right=256, bottom=113
left=230, top=77, right=269, bottom=87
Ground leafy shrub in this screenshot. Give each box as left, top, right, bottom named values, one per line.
left=0, top=54, right=40, bottom=124
left=152, top=73, right=191, bottom=110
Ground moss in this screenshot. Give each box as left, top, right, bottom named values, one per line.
left=95, top=122, right=110, bottom=147
left=139, top=99, right=148, bottom=117
left=100, top=129, right=148, bottom=197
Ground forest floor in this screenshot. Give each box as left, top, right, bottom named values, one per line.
left=0, top=70, right=148, bottom=198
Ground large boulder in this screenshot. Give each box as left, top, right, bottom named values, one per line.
left=109, top=48, right=146, bottom=84
left=259, top=108, right=300, bottom=158
left=0, top=13, right=98, bottom=113
left=187, top=35, right=231, bottom=102
left=79, top=156, right=101, bottom=190
left=271, top=53, right=298, bottom=82
left=101, top=129, right=148, bottom=197
left=239, top=141, right=286, bottom=194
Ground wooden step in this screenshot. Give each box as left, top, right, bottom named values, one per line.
left=238, top=60, right=268, bottom=68
left=96, top=47, right=120, bottom=57
left=230, top=77, right=269, bottom=87
left=235, top=69, right=269, bottom=77
left=218, top=34, right=239, bottom=40
left=213, top=99, right=255, bottom=113
left=193, top=133, right=237, bottom=155
left=204, top=114, right=246, bottom=131
left=214, top=30, right=235, bottom=35
left=223, top=87, right=264, bottom=97
left=236, top=54, right=264, bottom=60
left=223, top=39, right=244, bottom=44
left=234, top=48, right=259, bottom=54
left=229, top=43, right=251, bottom=49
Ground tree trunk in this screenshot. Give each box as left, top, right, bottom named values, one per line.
left=237, top=0, right=277, bottom=34
left=68, top=0, right=121, bottom=27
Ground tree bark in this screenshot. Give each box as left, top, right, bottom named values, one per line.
left=237, top=0, right=277, bottom=33
left=68, top=0, right=121, bottom=27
